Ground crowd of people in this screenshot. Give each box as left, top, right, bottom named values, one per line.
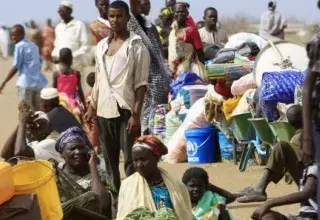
left=0, top=0, right=319, bottom=220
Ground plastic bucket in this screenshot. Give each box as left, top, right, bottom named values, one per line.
left=12, top=160, right=63, bottom=220
left=0, top=162, right=14, bottom=205
left=185, top=128, right=216, bottom=164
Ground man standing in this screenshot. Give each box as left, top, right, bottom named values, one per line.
left=52, top=1, right=89, bottom=72
left=90, top=0, right=111, bottom=44
left=84, top=1, right=150, bottom=191
left=27, top=20, right=43, bottom=51
left=0, top=25, right=9, bottom=59
left=199, top=7, right=228, bottom=47
left=259, top=0, right=287, bottom=41
left=0, top=24, right=47, bottom=111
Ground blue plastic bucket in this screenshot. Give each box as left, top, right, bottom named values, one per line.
left=185, top=128, right=215, bottom=164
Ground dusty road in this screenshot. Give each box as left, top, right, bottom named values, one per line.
left=0, top=58, right=298, bottom=219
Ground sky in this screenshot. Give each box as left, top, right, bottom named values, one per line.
left=0, top=0, right=319, bottom=26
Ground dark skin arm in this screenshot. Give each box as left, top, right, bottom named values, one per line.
left=196, top=48, right=205, bottom=64
left=251, top=176, right=317, bottom=220
left=302, top=68, right=317, bottom=163
left=127, top=86, right=147, bottom=135
left=208, top=183, right=236, bottom=204
left=52, top=71, right=58, bottom=88
left=14, top=112, right=35, bottom=158
left=76, top=71, right=86, bottom=109
left=0, top=67, right=18, bottom=93
left=88, top=152, right=111, bottom=214
left=1, top=126, right=19, bottom=160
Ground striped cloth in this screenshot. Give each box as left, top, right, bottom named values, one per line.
left=206, top=62, right=254, bottom=80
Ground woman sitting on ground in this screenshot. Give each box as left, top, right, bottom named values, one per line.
left=117, top=135, right=192, bottom=220
left=182, top=167, right=233, bottom=220
left=53, top=127, right=116, bottom=220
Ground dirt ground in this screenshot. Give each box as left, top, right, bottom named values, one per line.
left=0, top=58, right=299, bottom=219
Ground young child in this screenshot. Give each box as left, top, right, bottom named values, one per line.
left=251, top=162, right=318, bottom=220
left=85, top=72, right=99, bottom=149
left=53, top=48, right=86, bottom=123
left=182, top=167, right=232, bottom=220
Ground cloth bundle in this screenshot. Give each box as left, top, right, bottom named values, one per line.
left=259, top=70, right=305, bottom=122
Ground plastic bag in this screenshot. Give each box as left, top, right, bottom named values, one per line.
left=170, top=72, right=205, bottom=100
left=166, top=98, right=211, bottom=163
left=218, top=132, right=233, bottom=160
left=231, top=73, right=257, bottom=95
left=260, top=69, right=304, bottom=122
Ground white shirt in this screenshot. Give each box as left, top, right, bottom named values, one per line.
left=199, top=27, right=228, bottom=47
left=52, top=19, right=89, bottom=70
left=104, top=39, right=130, bottom=81
left=29, top=139, right=64, bottom=163
left=91, top=32, right=150, bottom=119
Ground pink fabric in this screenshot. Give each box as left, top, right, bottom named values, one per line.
left=184, top=26, right=203, bottom=50
left=57, top=70, right=78, bottom=97
left=186, top=16, right=196, bottom=28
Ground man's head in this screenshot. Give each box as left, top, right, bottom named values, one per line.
left=138, top=0, right=151, bottom=16
left=166, top=0, right=176, bottom=9
left=10, top=24, right=25, bottom=44
left=287, top=105, right=303, bottom=130
left=26, top=112, right=52, bottom=142
left=203, top=7, right=218, bottom=30
left=30, top=20, right=37, bottom=29
left=58, top=1, right=73, bottom=21
left=95, top=0, right=110, bottom=19
left=174, top=2, right=189, bottom=26
left=47, top=19, right=52, bottom=27
left=268, top=0, right=276, bottom=11
left=40, top=88, right=60, bottom=113
left=108, top=1, right=130, bottom=33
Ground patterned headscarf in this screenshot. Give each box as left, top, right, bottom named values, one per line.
left=55, top=127, right=91, bottom=153
left=133, top=136, right=168, bottom=159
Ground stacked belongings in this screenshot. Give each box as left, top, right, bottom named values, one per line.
left=165, top=85, right=224, bottom=163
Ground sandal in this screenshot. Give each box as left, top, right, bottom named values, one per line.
left=236, top=190, right=267, bottom=203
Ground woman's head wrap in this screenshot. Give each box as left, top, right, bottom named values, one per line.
left=133, top=136, right=168, bottom=159
left=55, top=127, right=91, bottom=153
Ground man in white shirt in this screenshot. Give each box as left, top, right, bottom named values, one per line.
left=84, top=1, right=150, bottom=191
left=1, top=108, right=63, bottom=163
left=259, top=0, right=287, bottom=41
left=52, top=1, right=89, bottom=72
left=0, top=25, right=9, bottom=59
left=199, top=7, right=228, bottom=47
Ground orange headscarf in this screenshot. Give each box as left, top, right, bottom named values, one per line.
left=133, top=136, right=168, bottom=158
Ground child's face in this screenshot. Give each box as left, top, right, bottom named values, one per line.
left=186, top=178, right=207, bottom=204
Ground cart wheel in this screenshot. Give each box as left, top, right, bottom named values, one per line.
left=254, top=150, right=267, bottom=166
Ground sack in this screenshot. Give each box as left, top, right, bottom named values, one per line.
left=222, top=96, right=242, bottom=121
left=232, top=89, right=256, bottom=117
left=260, top=70, right=305, bottom=122
left=176, top=85, right=208, bottom=109
left=166, top=98, right=211, bottom=163
left=231, top=73, right=257, bottom=95
left=170, top=72, right=205, bottom=99
left=218, top=132, right=233, bottom=160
